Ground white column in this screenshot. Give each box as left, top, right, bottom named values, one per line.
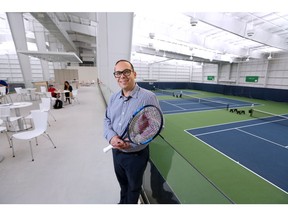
left=216, top=64, right=219, bottom=84
left=6, top=12, right=33, bottom=88
left=201, top=63, right=205, bottom=83
left=33, top=21, right=50, bottom=81
left=263, top=60, right=269, bottom=88
left=96, top=12, right=134, bottom=93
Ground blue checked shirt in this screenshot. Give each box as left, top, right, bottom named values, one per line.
left=104, top=84, right=162, bottom=153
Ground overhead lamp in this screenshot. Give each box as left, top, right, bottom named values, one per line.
left=247, top=29, right=254, bottom=37
left=190, top=17, right=198, bottom=27
left=149, top=33, right=155, bottom=39
left=246, top=57, right=250, bottom=61
left=189, top=55, right=193, bottom=60
left=163, top=51, right=166, bottom=58
left=267, top=53, right=272, bottom=60
left=246, top=19, right=254, bottom=37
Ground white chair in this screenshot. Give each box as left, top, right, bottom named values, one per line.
left=10, top=110, right=56, bottom=161
left=41, top=97, right=56, bottom=122
left=0, top=106, right=25, bottom=132
left=19, top=88, right=30, bottom=101
left=0, top=86, right=6, bottom=95
left=0, top=86, right=11, bottom=103
left=71, top=89, right=79, bottom=104
left=36, top=86, right=47, bottom=99
left=0, top=86, right=7, bottom=103
left=14, top=87, right=23, bottom=101
left=24, top=102, right=43, bottom=127
left=0, top=124, right=11, bottom=148
left=45, top=92, right=57, bottom=106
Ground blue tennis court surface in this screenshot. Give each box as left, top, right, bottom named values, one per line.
left=186, top=115, right=288, bottom=193
left=160, top=97, right=255, bottom=114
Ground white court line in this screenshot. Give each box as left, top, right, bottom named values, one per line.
left=162, top=99, right=227, bottom=115
left=162, top=100, right=213, bottom=114
left=236, top=128, right=286, bottom=149
left=188, top=117, right=288, bottom=137
left=164, top=107, right=212, bottom=114
left=186, top=131, right=288, bottom=194
left=190, top=119, right=287, bottom=149
left=165, top=107, right=224, bottom=115
left=161, top=100, right=185, bottom=110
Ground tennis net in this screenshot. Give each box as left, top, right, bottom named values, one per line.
left=249, top=109, right=288, bottom=127
left=154, top=88, right=175, bottom=96
left=180, top=93, right=229, bottom=110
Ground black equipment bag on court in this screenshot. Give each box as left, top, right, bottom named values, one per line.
left=54, top=99, right=63, bottom=109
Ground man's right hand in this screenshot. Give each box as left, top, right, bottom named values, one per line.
left=110, top=136, right=130, bottom=150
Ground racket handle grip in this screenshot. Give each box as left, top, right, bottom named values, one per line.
left=103, top=145, right=113, bottom=153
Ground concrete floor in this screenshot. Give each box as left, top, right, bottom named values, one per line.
left=0, top=85, right=120, bottom=204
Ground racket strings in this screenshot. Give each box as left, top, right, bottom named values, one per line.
left=129, top=107, right=162, bottom=144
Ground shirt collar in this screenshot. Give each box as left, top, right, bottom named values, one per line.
left=118, top=84, right=140, bottom=100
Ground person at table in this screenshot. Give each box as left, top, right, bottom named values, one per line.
left=64, top=81, right=73, bottom=104
left=48, top=84, right=57, bottom=98
left=0, top=80, right=9, bottom=94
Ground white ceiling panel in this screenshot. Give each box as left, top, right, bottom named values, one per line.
left=17, top=51, right=83, bottom=63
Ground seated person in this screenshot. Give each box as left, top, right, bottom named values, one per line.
left=64, top=81, right=73, bottom=104
left=48, top=84, right=57, bottom=98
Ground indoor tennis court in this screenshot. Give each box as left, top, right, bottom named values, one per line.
left=146, top=89, right=288, bottom=204
left=187, top=112, right=288, bottom=194
left=157, top=91, right=255, bottom=114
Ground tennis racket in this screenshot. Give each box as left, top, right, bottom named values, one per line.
left=103, top=105, right=163, bottom=153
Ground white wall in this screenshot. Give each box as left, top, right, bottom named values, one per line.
left=132, top=58, right=288, bottom=90
left=67, top=66, right=98, bottom=83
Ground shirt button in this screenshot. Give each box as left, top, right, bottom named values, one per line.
left=122, top=112, right=125, bottom=115
left=119, top=123, right=122, bottom=126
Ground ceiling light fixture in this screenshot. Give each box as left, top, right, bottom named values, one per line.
left=267, top=52, right=272, bottom=60
left=190, top=17, right=198, bottom=27
left=149, top=32, right=155, bottom=39
left=247, top=29, right=254, bottom=37
left=246, top=18, right=254, bottom=37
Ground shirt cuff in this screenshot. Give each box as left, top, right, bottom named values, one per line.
left=106, top=131, right=118, bottom=144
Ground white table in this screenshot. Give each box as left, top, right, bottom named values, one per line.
left=55, top=90, right=70, bottom=106
left=0, top=102, right=33, bottom=131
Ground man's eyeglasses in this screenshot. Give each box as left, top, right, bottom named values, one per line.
left=113, top=69, right=132, bottom=78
